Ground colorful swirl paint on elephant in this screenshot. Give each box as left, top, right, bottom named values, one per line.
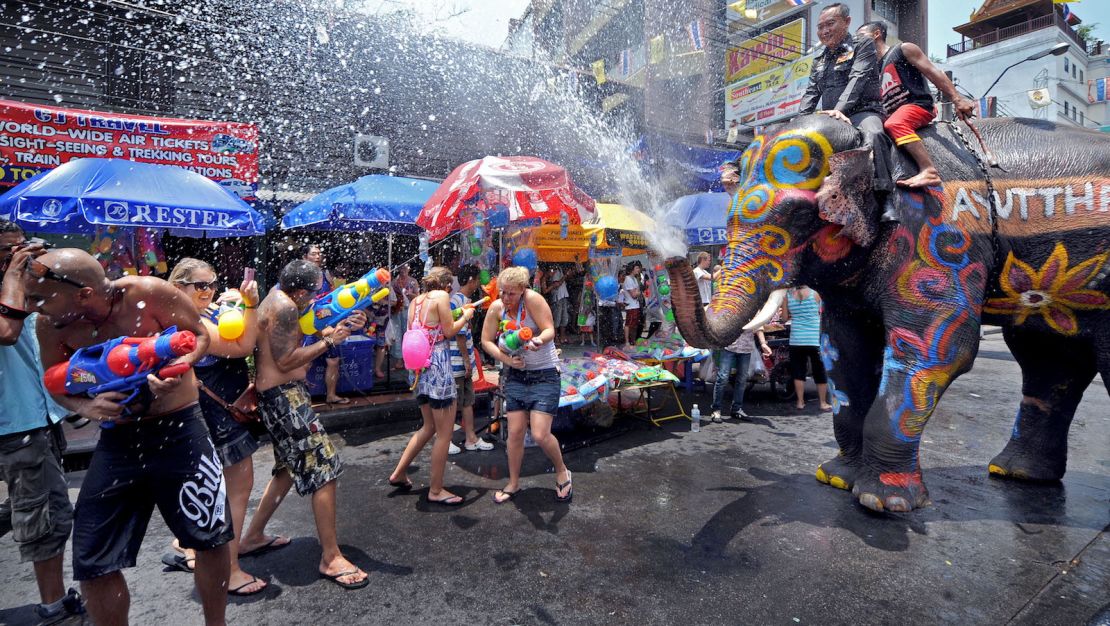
left=666, top=114, right=1110, bottom=513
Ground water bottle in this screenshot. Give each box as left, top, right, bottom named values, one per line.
left=691, top=404, right=701, bottom=432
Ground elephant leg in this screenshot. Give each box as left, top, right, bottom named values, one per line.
left=814, top=297, right=886, bottom=492
left=988, top=328, right=1096, bottom=481
left=852, top=310, right=983, bottom=513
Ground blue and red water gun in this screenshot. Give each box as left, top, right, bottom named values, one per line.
left=299, top=267, right=392, bottom=335
left=43, top=326, right=197, bottom=417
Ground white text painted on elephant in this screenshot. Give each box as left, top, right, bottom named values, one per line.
left=945, top=179, right=1110, bottom=230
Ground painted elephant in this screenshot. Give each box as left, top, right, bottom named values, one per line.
left=667, top=114, right=1110, bottom=512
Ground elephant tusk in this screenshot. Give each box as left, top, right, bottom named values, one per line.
left=743, top=288, right=787, bottom=331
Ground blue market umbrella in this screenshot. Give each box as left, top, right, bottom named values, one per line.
left=0, top=158, right=266, bottom=237
left=660, top=192, right=731, bottom=246
left=281, top=174, right=438, bottom=234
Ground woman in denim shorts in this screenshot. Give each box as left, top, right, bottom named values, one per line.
left=166, top=259, right=286, bottom=596
left=481, top=266, right=573, bottom=504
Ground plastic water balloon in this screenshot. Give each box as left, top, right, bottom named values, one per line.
left=595, top=275, right=619, bottom=300
left=512, top=247, right=537, bottom=271
left=217, top=307, right=245, bottom=341
left=402, top=330, right=433, bottom=370
left=479, top=269, right=491, bottom=285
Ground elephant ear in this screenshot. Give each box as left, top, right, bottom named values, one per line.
left=816, top=147, right=879, bottom=247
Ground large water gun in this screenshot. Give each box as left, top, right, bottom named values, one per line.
left=578, top=278, right=595, bottom=327
left=42, top=326, right=196, bottom=414
left=451, top=296, right=489, bottom=320
left=498, top=326, right=533, bottom=355
left=299, top=267, right=391, bottom=335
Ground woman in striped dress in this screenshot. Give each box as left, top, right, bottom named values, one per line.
left=780, top=285, right=831, bottom=411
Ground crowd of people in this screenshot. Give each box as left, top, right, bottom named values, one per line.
left=0, top=3, right=977, bottom=622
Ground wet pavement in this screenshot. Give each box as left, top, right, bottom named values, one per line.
left=0, top=331, right=1107, bottom=625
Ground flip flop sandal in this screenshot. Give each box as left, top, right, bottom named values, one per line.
left=555, top=470, right=573, bottom=503
left=388, top=478, right=413, bottom=490
left=228, top=576, right=267, bottom=597
left=239, top=536, right=291, bottom=558
left=493, top=488, right=519, bottom=504
left=161, top=553, right=195, bottom=573
left=426, top=494, right=464, bottom=506
left=319, top=570, right=369, bottom=590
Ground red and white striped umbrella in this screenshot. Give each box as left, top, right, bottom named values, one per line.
left=417, top=155, right=596, bottom=242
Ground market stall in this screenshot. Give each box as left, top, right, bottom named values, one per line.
left=282, top=174, right=438, bottom=396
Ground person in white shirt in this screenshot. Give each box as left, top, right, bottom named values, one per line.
left=542, top=265, right=571, bottom=344
left=621, top=261, right=643, bottom=346
left=692, top=251, right=713, bottom=306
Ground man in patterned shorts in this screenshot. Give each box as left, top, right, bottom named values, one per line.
left=245, top=260, right=370, bottom=590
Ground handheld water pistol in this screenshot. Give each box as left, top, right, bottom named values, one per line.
left=299, top=268, right=391, bottom=335
left=42, top=326, right=196, bottom=416
left=451, top=296, right=490, bottom=320
left=498, top=326, right=533, bottom=355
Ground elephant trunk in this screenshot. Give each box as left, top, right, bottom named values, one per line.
left=665, top=256, right=780, bottom=349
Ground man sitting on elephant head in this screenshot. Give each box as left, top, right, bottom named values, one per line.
left=799, top=2, right=892, bottom=192
left=858, top=20, right=977, bottom=188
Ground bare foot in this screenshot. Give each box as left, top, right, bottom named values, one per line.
left=320, top=555, right=368, bottom=587
left=238, top=534, right=291, bottom=557
left=897, top=167, right=943, bottom=188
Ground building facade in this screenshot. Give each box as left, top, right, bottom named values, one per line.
left=942, top=0, right=1101, bottom=129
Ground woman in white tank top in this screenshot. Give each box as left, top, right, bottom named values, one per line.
left=480, top=266, right=573, bottom=505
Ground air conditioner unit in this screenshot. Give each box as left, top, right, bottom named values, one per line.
left=354, top=134, right=389, bottom=168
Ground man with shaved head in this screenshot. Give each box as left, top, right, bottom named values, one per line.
left=23, top=248, right=232, bottom=626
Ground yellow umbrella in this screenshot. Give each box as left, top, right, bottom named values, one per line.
left=525, top=203, right=657, bottom=262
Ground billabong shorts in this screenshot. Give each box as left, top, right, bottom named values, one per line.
left=71, top=405, right=233, bottom=581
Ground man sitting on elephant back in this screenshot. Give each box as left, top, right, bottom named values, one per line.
left=858, top=21, right=977, bottom=188
left=799, top=2, right=892, bottom=191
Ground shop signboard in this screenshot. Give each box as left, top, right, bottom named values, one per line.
left=726, top=52, right=816, bottom=126
left=725, top=18, right=805, bottom=83
left=727, top=0, right=810, bottom=32
left=0, top=99, right=259, bottom=198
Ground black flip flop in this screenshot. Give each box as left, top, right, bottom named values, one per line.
left=426, top=494, right=464, bottom=506
left=228, top=576, right=267, bottom=597
left=555, top=470, right=573, bottom=503
left=239, top=536, right=291, bottom=558
left=388, top=478, right=413, bottom=491
left=161, top=553, right=195, bottom=573
left=492, top=488, right=519, bottom=504
left=319, top=570, right=369, bottom=590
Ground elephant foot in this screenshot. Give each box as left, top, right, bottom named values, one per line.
left=815, top=453, right=864, bottom=491
left=988, top=440, right=1066, bottom=482
left=850, top=469, right=929, bottom=513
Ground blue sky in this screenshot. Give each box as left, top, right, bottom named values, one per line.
left=928, top=0, right=1110, bottom=57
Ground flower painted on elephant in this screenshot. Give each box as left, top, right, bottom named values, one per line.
left=982, top=243, right=1110, bottom=336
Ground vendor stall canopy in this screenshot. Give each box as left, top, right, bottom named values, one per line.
left=280, top=174, right=439, bottom=233
left=0, top=158, right=266, bottom=237
left=660, top=192, right=731, bottom=247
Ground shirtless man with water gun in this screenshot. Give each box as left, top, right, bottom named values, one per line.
left=24, top=248, right=230, bottom=626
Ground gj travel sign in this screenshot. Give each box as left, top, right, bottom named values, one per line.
left=0, top=99, right=259, bottom=196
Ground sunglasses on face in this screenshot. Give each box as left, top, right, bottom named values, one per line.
left=177, top=280, right=219, bottom=292
left=25, top=258, right=88, bottom=290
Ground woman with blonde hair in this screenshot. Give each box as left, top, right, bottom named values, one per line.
left=388, top=266, right=474, bottom=505
left=481, top=266, right=572, bottom=504
left=164, top=258, right=288, bottom=596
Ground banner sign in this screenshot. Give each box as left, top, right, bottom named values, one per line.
left=726, top=53, right=816, bottom=126
left=0, top=99, right=259, bottom=197
left=1088, top=77, right=1106, bottom=103
left=725, top=18, right=805, bottom=84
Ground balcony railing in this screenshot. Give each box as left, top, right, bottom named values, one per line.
left=947, top=12, right=1085, bottom=57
